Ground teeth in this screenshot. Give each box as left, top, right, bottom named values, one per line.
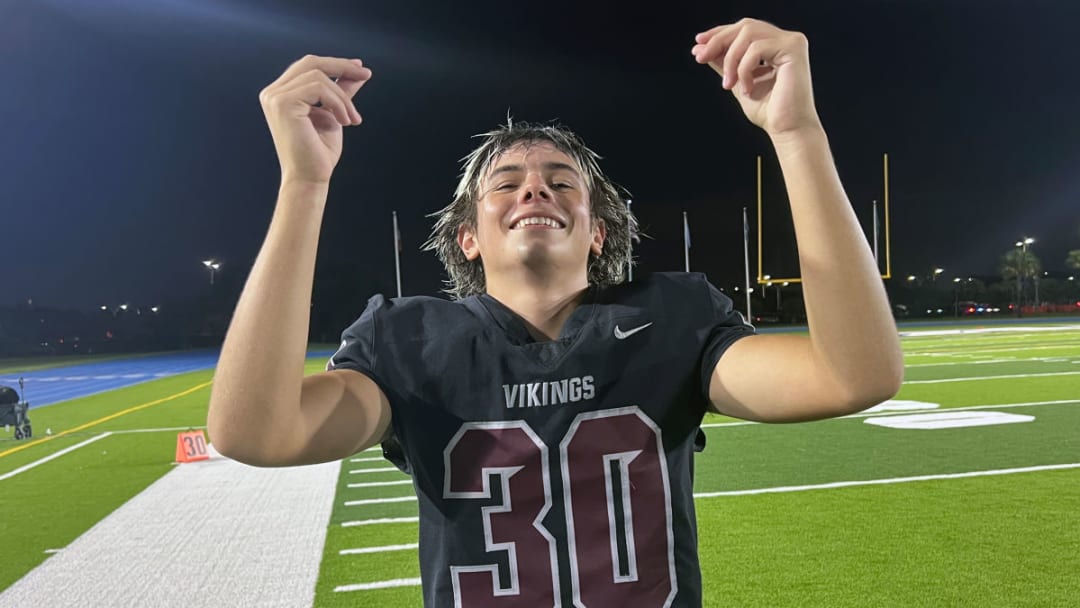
left=514, top=217, right=563, bottom=229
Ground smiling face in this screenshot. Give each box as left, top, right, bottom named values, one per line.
left=457, top=141, right=606, bottom=284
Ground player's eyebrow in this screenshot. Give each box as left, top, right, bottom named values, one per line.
left=488, top=161, right=582, bottom=179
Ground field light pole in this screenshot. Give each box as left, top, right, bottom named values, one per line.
left=953, top=277, right=962, bottom=318
left=203, top=259, right=221, bottom=285
left=1014, top=237, right=1034, bottom=311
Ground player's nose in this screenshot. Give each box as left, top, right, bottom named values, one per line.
left=518, top=175, right=552, bottom=203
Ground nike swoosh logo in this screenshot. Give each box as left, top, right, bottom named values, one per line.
left=614, top=322, right=653, bottom=340
left=327, top=339, right=349, bottom=369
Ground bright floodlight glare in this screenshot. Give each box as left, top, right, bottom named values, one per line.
left=100, top=305, right=107, bottom=311
left=1025, top=237, right=1035, bottom=244
left=907, top=275, right=916, bottom=281
left=151, top=306, right=159, bottom=313
left=120, top=304, right=128, bottom=310
left=203, top=259, right=214, bottom=267
left=1015, top=241, right=1024, bottom=247
left=953, top=277, right=961, bottom=283
left=934, top=268, right=944, bottom=274
left=212, top=263, right=221, bottom=270
left=763, top=274, right=771, bottom=280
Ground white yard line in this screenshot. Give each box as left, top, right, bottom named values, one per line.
left=0, top=433, right=112, bottom=481
left=693, top=462, right=1080, bottom=498
left=903, top=357, right=1078, bottom=368
left=336, top=459, right=1080, bottom=594
left=339, top=543, right=419, bottom=556
left=348, top=467, right=400, bottom=474
left=344, top=496, right=417, bottom=507
left=341, top=516, right=419, bottom=528
left=334, top=578, right=423, bottom=593
left=904, top=342, right=1080, bottom=356
left=349, top=457, right=384, bottom=463
left=348, top=479, right=413, bottom=489
left=904, top=371, right=1080, bottom=384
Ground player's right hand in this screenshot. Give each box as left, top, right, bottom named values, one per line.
left=259, top=55, right=373, bottom=185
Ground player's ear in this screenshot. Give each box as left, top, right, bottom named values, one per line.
left=590, top=218, right=606, bottom=257
left=458, top=224, right=481, bottom=261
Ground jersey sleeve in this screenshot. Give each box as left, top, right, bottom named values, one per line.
left=324, top=294, right=412, bottom=474
left=698, top=277, right=757, bottom=399
left=325, top=294, right=385, bottom=376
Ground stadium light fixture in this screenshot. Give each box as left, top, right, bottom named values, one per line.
left=906, top=275, right=916, bottom=282
left=203, top=259, right=222, bottom=285
left=119, top=304, right=128, bottom=311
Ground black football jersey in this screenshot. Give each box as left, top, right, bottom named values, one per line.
left=327, top=271, right=756, bottom=607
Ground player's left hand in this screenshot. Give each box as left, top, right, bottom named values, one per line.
left=692, top=18, right=822, bottom=138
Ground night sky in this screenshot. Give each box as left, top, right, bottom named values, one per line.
left=4, top=0, right=1079, bottom=317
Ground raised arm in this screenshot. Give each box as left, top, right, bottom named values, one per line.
left=691, top=19, right=904, bottom=422
left=206, top=55, right=391, bottom=466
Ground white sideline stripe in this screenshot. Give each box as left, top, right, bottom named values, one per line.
left=904, top=371, right=1080, bottom=384
left=349, top=457, right=383, bottom=463
left=904, top=357, right=1079, bottom=368
left=900, top=325, right=1080, bottom=337
left=0, top=433, right=112, bottom=481
left=348, top=480, right=413, bottom=489
left=344, top=496, right=417, bottom=506
left=334, top=578, right=422, bottom=593
left=42, top=549, right=62, bottom=554
left=341, top=517, right=419, bottom=528
left=362, top=446, right=380, bottom=453
left=349, top=467, right=399, bottom=474
left=693, top=462, right=1080, bottom=498
left=905, top=343, right=1080, bottom=356
left=113, top=427, right=206, bottom=434
left=339, top=543, right=419, bottom=556
left=701, top=399, right=1080, bottom=429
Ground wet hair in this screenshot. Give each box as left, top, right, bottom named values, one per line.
left=423, top=119, right=639, bottom=300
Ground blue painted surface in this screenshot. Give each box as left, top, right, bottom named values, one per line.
left=0, top=350, right=335, bottom=410
left=4, top=315, right=1078, bottom=407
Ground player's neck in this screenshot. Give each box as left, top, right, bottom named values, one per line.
left=485, top=273, right=590, bottom=342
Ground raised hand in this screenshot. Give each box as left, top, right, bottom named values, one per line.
left=692, top=19, right=822, bottom=138
left=258, top=55, right=373, bottom=185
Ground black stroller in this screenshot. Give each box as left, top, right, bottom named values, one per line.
left=0, top=379, right=31, bottom=440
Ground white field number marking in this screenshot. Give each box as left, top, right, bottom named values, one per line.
left=864, top=411, right=1034, bottom=430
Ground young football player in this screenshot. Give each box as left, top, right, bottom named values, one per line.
left=208, top=18, right=903, bottom=607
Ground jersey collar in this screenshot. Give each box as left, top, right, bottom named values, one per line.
left=469, top=285, right=600, bottom=346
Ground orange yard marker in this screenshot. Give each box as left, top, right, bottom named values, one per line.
left=175, top=429, right=209, bottom=463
